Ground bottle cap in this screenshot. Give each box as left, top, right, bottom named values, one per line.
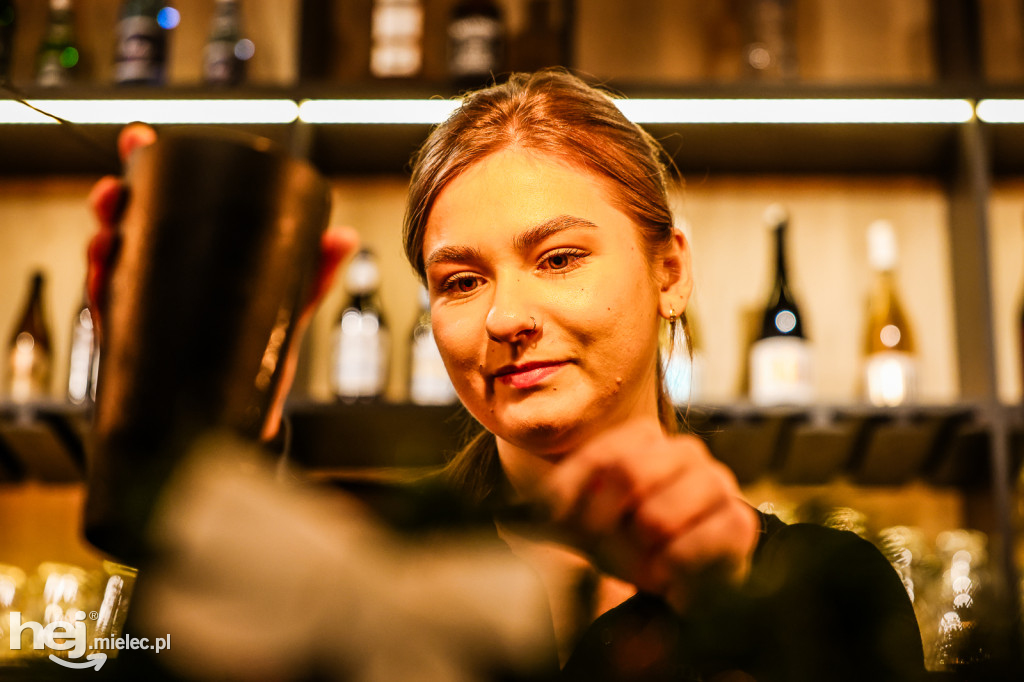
left=345, top=250, right=381, bottom=295
left=763, top=203, right=789, bottom=230
left=867, top=219, right=898, bottom=271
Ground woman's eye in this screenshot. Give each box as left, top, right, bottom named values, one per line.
left=440, top=274, right=481, bottom=295
left=540, top=249, right=586, bottom=272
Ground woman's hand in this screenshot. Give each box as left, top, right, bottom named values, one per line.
left=542, top=418, right=760, bottom=613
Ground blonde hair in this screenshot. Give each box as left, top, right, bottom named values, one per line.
left=403, top=69, right=687, bottom=502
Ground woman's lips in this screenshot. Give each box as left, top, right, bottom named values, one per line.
left=495, top=362, right=569, bottom=389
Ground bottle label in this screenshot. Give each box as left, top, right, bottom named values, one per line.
left=203, top=40, right=240, bottom=85
left=749, top=336, right=813, bottom=406
left=448, top=16, right=502, bottom=76
left=865, top=351, right=917, bottom=407
left=371, top=3, right=423, bottom=78
left=114, top=15, right=165, bottom=84
left=330, top=310, right=389, bottom=399
left=410, top=329, right=457, bottom=405
left=9, top=332, right=50, bottom=403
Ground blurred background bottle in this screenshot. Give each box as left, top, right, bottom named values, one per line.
left=509, top=0, right=560, bottom=72
left=370, top=0, right=423, bottom=79
left=447, top=0, right=505, bottom=88
left=748, top=204, right=812, bottom=405
left=35, top=0, right=80, bottom=87
left=329, top=249, right=390, bottom=402
left=6, top=271, right=53, bottom=404
left=741, top=0, right=798, bottom=81
left=863, top=219, right=917, bottom=407
left=0, top=0, right=15, bottom=84
left=66, top=289, right=98, bottom=406
left=408, top=285, right=457, bottom=406
left=114, top=0, right=169, bottom=86
left=203, top=0, right=253, bottom=86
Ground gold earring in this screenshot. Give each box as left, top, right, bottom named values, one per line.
left=668, top=306, right=677, bottom=324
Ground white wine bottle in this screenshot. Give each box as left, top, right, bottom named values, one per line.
left=863, top=219, right=917, bottom=407
left=370, top=0, right=423, bottom=79
left=748, top=204, right=813, bottom=406
left=329, top=249, right=390, bottom=402
left=7, top=271, right=53, bottom=403
left=408, top=285, right=457, bottom=406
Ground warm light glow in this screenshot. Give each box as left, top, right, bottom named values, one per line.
left=615, top=98, right=975, bottom=124
left=298, top=99, right=462, bottom=124
left=0, top=99, right=299, bottom=124
left=976, top=99, right=1024, bottom=123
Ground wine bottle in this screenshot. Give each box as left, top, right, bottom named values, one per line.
left=6, top=271, right=53, bottom=403
left=370, top=0, right=424, bottom=79
left=36, top=0, right=80, bottom=87
left=0, top=0, right=15, bottom=84
left=114, top=0, right=168, bottom=86
left=329, top=249, right=390, bottom=402
left=447, top=0, right=505, bottom=88
left=67, top=289, right=99, bottom=405
left=408, top=285, right=457, bottom=406
left=203, top=0, right=252, bottom=86
left=741, top=0, right=797, bottom=81
left=509, top=0, right=560, bottom=72
left=863, top=220, right=917, bottom=407
left=748, top=204, right=813, bottom=406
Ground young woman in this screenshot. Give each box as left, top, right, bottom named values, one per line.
left=402, top=68, right=926, bottom=681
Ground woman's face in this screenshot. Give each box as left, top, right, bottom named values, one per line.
left=422, top=148, right=682, bottom=457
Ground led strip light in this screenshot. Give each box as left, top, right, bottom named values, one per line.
left=0, top=97, right=975, bottom=126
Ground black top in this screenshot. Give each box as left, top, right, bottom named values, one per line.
left=561, top=511, right=926, bottom=682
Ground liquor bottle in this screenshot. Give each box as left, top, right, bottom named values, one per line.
left=408, top=285, right=457, bottom=406
left=370, top=0, right=423, bottom=79
left=203, top=0, right=253, bottom=86
left=6, top=271, right=53, bottom=403
left=329, top=249, right=390, bottom=402
left=114, top=0, right=168, bottom=86
left=863, top=220, right=917, bottom=407
left=748, top=204, right=812, bottom=405
left=0, top=0, right=16, bottom=84
left=67, top=290, right=99, bottom=405
left=36, top=0, right=80, bottom=87
left=509, top=0, right=560, bottom=72
left=741, top=0, right=797, bottom=81
left=447, top=0, right=505, bottom=88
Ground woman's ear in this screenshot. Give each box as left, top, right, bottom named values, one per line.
left=657, top=226, right=693, bottom=319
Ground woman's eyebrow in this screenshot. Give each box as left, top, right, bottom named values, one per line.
left=424, top=244, right=485, bottom=269
left=512, top=214, right=598, bottom=252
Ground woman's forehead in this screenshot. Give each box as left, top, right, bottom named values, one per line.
left=424, top=149, right=624, bottom=242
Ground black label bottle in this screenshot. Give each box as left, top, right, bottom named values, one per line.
left=408, top=285, right=457, bottom=405
left=370, top=0, right=423, bottom=79
left=7, top=271, right=53, bottom=403
left=114, top=0, right=167, bottom=86
left=36, top=0, right=80, bottom=87
left=67, top=289, right=99, bottom=405
left=748, top=204, right=812, bottom=405
left=447, top=0, right=505, bottom=88
left=203, top=0, right=251, bottom=86
left=863, top=219, right=917, bottom=407
left=0, top=0, right=15, bottom=84
left=329, top=249, right=390, bottom=402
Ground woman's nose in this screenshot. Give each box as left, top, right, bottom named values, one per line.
left=485, top=280, right=538, bottom=343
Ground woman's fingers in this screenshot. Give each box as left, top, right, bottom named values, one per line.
left=541, top=419, right=759, bottom=610
left=117, top=122, right=157, bottom=162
